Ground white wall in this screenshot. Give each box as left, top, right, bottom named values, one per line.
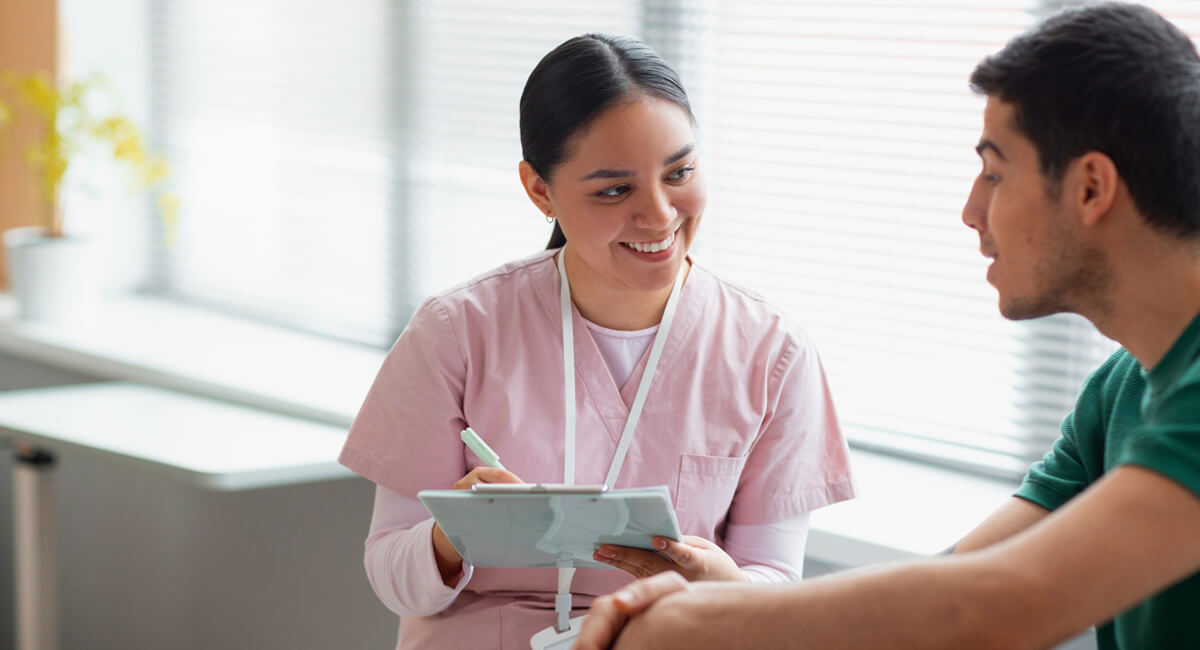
left=0, top=353, right=396, bottom=650
left=1, top=352, right=1104, bottom=650
left=0, top=354, right=103, bottom=650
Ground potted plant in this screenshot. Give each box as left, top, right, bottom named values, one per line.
left=0, top=70, right=175, bottom=320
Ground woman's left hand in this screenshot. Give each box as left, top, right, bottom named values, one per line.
left=592, top=535, right=750, bottom=583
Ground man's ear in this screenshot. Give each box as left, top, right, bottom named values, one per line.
left=519, top=160, right=555, bottom=218
left=1072, top=152, right=1119, bottom=227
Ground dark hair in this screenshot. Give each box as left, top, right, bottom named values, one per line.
left=969, top=2, right=1200, bottom=238
left=519, top=34, right=694, bottom=250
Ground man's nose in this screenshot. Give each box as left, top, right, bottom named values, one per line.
left=962, top=176, right=988, bottom=232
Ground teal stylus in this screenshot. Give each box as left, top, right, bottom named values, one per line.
left=460, top=427, right=507, bottom=470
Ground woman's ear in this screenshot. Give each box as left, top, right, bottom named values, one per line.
left=519, top=160, right=555, bottom=219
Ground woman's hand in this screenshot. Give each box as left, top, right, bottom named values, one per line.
left=431, top=466, right=524, bottom=585
left=451, top=466, right=523, bottom=490
left=592, top=535, right=750, bottom=583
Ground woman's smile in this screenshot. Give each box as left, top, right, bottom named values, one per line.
left=620, top=227, right=679, bottom=257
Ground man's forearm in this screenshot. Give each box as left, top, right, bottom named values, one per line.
left=954, top=497, right=1049, bottom=554
left=616, top=557, right=1029, bottom=650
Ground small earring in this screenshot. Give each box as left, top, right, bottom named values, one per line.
left=545, top=213, right=556, bottom=224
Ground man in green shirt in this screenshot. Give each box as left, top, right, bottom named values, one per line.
left=573, top=4, right=1200, bottom=649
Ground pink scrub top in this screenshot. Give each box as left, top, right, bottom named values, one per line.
left=339, top=249, right=855, bottom=648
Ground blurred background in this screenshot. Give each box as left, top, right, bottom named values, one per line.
left=0, top=1, right=1196, bottom=648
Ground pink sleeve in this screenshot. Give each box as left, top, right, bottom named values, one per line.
left=363, top=485, right=475, bottom=617
left=729, top=329, right=855, bottom=525
left=338, top=296, right=469, bottom=495
left=724, top=513, right=810, bottom=584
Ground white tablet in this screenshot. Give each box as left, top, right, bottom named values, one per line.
left=417, top=484, right=681, bottom=569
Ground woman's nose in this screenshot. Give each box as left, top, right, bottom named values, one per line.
left=639, top=185, right=675, bottom=227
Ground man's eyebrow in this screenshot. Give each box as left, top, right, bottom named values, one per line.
left=975, top=140, right=1006, bottom=161
left=579, top=144, right=696, bottom=182
left=664, top=143, right=694, bottom=166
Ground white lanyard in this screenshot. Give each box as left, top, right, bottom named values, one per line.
left=551, top=250, right=686, bottom=634
left=557, top=250, right=686, bottom=488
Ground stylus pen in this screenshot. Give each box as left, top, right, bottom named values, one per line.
left=460, top=427, right=507, bottom=470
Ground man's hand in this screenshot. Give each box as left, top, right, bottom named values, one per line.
left=580, top=466, right=1200, bottom=650
left=593, top=535, right=750, bottom=582
left=572, top=572, right=690, bottom=650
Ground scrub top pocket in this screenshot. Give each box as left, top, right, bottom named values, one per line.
left=673, top=453, right=747, bottom=538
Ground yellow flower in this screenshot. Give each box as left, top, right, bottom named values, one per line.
left=59, top=78, right=89, bottom=109
left=93, top=116, right=131, bottom=140
left=95, top=117, right=149, bottom=167
left=157, top=192, right=180, bottom=248
left=141, top=157, right=169, bottom=186
left=11, top=71, right=59, bottom=121
left=23, top=136, right=67, bottom=204
left=0, top=99, right=10, bottom=151
left=0, top=70, right=176, bottom=237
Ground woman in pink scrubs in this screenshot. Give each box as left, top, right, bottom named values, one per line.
left=339, top=33, right=855, bottom=649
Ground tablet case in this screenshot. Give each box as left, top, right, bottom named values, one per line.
left=417, top=485, right=681, bottom=569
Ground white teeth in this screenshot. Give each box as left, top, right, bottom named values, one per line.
left=623, top=231, right=675, bottom=253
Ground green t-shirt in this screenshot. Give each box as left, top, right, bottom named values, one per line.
left=1016, top=312, right=1200, bottom=650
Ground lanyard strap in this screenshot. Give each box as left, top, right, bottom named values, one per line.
left=556, top=250, right=686, bottom=489
left=554, top=249, right=686, bottom=632
left=559, top=253, right=578, bottom=486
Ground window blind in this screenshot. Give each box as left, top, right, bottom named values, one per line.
left=696, top=1, right=1059, bottom=478
left=149, top=0, right=399, bottom=345
left=148, top=0, right=640, bottom=346
left=698, top=0, right=1198, bottom=477
left=399, top=0, right=642, bottom=321
left=142, top=0, right=1199, bottom=476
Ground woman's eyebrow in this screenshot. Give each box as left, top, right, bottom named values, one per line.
left=664, top=143, right=694, bottom=166
left=580, top=167, right=635, bottom=181
left=578, top=144, right=695, bottom=181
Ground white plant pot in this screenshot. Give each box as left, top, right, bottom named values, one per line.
left=3, top=226, right=99, bottom=321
